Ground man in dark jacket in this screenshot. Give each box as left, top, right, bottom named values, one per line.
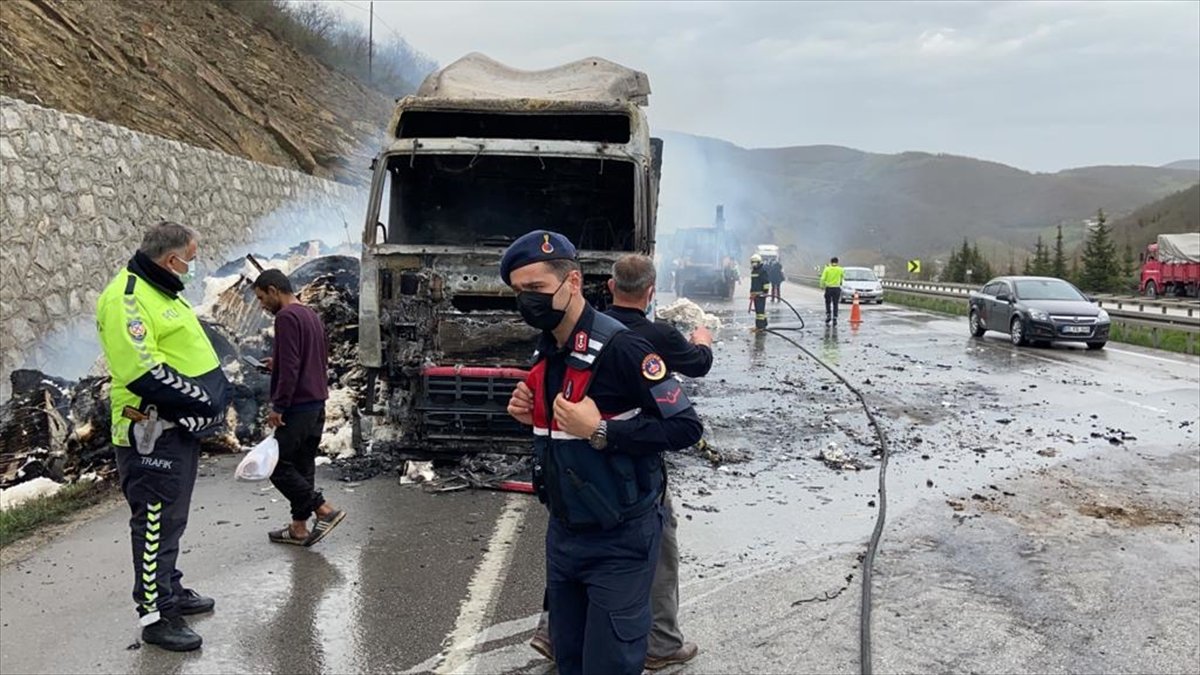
left=531, top=254, right=709, bottom=670
left=767, top=259, right=785, bottom=303
left=252, top=269, right=346, bottom=547
left=504, top=232, right=704, bottom=675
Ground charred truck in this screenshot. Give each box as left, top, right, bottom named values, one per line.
left=358, top=54, right=663, bottom=455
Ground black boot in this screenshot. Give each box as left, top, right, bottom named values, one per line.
left=142, top=616, right=203, bottom=652
left=177, top=588, right=215, bottom=615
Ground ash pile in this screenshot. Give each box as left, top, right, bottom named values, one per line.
left=1, top=241, right=374, bottom=503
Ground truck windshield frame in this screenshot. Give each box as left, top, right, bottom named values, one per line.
left=373, top=152, right=638, bottom=251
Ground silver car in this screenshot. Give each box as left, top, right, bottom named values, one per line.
left=840, top=267, right=885, bottom=304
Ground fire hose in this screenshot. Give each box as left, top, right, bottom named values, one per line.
left=760, top=323, right=890, bottom=675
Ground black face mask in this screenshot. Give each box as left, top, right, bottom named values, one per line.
left=516, top=278, right=571, bottom=331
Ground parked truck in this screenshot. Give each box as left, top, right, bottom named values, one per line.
left=1139, top=233, right=1200, bottom=298
left=669, top=205, right=740, bottom=299
left=357, top=53, right=663, bottom=455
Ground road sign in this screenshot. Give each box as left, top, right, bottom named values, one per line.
left=907, top=259, right=921, bottom=274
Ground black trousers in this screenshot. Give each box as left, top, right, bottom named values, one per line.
left=270, top=408, right=327, bottom=521
left=824, top=287, right=842, bottom=319
left=116, top=427, right=199, bottom=625
left=753, top=295, right=768, bottom=330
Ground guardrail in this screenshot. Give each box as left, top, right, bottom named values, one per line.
left=788, top=274, right=1200, bottom=344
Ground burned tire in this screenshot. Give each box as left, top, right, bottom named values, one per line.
left=1010, top=316, right=1028, bottom=346
left=969, top=309, right=986, bottom=337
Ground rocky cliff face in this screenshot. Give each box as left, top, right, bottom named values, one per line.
left=0, top=0, right=396, bottom=184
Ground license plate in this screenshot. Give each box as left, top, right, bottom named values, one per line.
left=1062, top=325, right=1091, bottom=334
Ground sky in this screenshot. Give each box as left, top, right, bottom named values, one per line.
left=326, top=0, right=1200, bottom=173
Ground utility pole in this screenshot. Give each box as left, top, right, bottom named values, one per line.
left=368, top=1, right=374, bottom=83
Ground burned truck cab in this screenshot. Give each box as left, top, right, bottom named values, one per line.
left=359, top=53, right=662, bottom=455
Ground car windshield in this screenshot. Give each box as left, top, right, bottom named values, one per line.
left=844, top=269, right=877, bottom=282
left=1015, top=279, right=1085, bottom=301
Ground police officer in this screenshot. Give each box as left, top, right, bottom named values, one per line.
left=96, top=221, right=230, bottom=651
left=503, top=232, right=704, bottom=675
left=531, top=253, right=709, bottom=669
left=749, top=253, right=771, bottom=331
left=820, top=255, right=846, bottom=325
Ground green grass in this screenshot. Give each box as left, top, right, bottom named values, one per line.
left=0, top=480, right=114, bottom=548
left=1109, top=322, right=1199, bottom=355
left=884, top=291, right=1198, bottom=355
left=882, top=291, right=969, bottom=316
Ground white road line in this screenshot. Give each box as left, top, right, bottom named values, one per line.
left=434, top=495, right=528, bottom=674
left=1092, top=390, right=1169, bottom=414
left=1104, top=346, right=1194, bottom=367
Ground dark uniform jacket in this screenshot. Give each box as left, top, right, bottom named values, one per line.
left=525, top=305, right=703, bottom=529
left=750, top=264, right=771, bottom=294
left=604, top=306, right=713, bottom=378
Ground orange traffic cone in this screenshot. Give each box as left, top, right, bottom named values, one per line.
left=849, top=291, right=863, bottom=325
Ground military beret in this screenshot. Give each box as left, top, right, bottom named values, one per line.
left=499, top=231, right=578, bottom=285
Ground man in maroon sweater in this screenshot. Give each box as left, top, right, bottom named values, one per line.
left=253, top=269, right=346, bottom=547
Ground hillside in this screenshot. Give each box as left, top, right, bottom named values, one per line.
left=2, top=0, right=1194, bottom=262
left=1112, top=184, right=1200, bottom=247
left=0, top=0, right=398, bottom=184
left=658, top=132, right=1200, bottom=266
left=1162, top=160, right=1200, bottom=171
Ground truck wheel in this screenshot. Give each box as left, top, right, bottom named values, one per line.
left=1086, top=341, right=1106, bottom=350
left=969, top=309, right=986, bottom=337
left=1144, top=280, right=1157, bottom=299
left=1009, top=316, right=1027, bottom=346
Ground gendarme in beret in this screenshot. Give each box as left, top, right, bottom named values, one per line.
left=500, top=231, right=579, bottom=285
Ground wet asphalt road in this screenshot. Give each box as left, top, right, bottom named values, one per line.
left=2, top=283, right=1198, bottom=674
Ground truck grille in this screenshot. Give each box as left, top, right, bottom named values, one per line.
left=417, top=366, right=530, bottom=441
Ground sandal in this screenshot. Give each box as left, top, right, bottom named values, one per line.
left=303, top=509, right=346, bottom=547
left=268, top=526, right=306, bottom=546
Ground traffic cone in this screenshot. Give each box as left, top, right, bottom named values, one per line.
left=849, top=291, right=863, bottom=325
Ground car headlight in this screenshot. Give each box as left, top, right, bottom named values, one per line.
left=1097, top=309, right=1109, bottom=322
left=1028, top=309, right=1049, bottom=321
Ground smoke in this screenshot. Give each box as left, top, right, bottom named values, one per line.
left=15, top=186, right=370, bottom=388
left=656, top=130, right=837, bottom=272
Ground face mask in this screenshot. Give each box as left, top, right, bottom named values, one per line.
left=174, top=255, right=196, bottom=286
left=516, top=278, right=569, bottom=331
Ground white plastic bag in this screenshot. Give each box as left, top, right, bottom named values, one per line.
left=235, top=433, right=279, bottom=481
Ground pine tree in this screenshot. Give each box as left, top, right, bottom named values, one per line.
left=1022, top=257, right=1033, bottom=275
left=1032, top=236, right=1050, bottom=275
left=1052, top=224, right=1068, bottom=278
left=1120, top=242, right=1136, bottom=293
left=1080, top=208, right=1120, bottom=292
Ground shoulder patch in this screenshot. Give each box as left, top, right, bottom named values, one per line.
left=641, top=353, right=666, bottom=381
left=574, top=330, right=589, bottom=353
left=127, top=319, right=147, bottom=341
left=649, top=379, right=690, bottom=418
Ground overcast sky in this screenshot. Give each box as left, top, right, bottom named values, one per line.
left=329, top=0, right=1199, bottom=173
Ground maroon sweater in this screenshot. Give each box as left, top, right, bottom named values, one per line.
left=270, top=303, right=329, bottom=413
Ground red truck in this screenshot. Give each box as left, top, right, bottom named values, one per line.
left=1140, top=233, right=1200, bottom=298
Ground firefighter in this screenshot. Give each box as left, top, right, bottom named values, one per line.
left=502, top=231, right=704, bottom=675
left=95, top=221, right=230, bottom=651
left=768, top=258, right=785, bottom=303
left=819, top=256, right=846, bottom=325
left=749, top=253, right=770, bottom=331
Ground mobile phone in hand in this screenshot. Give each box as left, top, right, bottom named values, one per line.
left=242, top=355, right=269, bottom=373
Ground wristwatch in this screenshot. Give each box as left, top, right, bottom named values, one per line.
left=589, top=420, right=609, bottom=450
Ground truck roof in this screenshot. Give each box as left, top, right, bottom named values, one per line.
left=416, top=52, right=651, bottom=105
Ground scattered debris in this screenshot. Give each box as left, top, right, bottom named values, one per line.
left=0, top=477, right=65, bottom=511
left=817, top=442, right=871, bottom=471
left=681, top=502, right=721, bottom=513
left=656, top=298, right=722, bottom=332
left=400, top=460, right=436, bottom=485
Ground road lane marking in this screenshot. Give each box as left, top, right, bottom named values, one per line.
left=434, top=494, right=528, bottom=674
left=1104, top=346, right=1195, bottom=367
